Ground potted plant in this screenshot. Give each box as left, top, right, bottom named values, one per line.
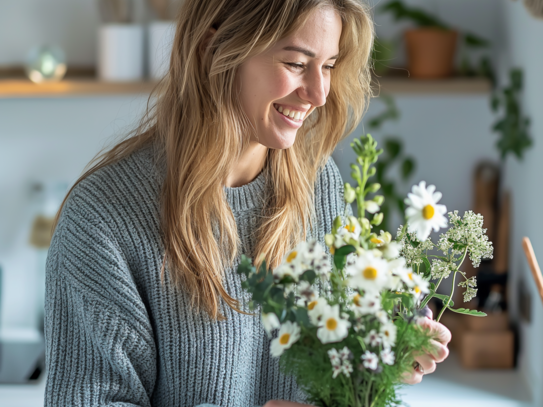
left=380, top=0, right=458, bottom=79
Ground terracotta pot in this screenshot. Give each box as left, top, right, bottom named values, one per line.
left=404, top=28, right=458, bottom=79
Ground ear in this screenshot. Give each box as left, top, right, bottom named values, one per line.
left=200, top=27, right=218, bottom=57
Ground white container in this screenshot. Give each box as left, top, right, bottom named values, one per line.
left=148, top=21, right=176, bottom=80
left=98, top=24, right=144, bottom=81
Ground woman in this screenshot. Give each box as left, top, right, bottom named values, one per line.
left=44, top=0, right=450, bottom=406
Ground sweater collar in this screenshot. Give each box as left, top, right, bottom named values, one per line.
left=224, top=170, right=267, bottom=212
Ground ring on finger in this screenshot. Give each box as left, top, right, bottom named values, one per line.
left=412, top=361, right=425, bottom=374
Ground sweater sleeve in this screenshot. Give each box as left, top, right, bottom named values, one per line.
left=44, top=189, right=159, bottom=407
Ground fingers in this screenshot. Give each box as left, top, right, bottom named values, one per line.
left=428, top=339, right=449, bottom=363
left=415, top=353, right=437, bottom=375
left=417, top=317, right=452, bottom=345
left=401, top=368, right=423, bottom=385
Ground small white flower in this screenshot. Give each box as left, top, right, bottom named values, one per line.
left=380, top=321, right=397, bottom=348
left=297, top=280, right=317, bottom=303
left=334, top=217, right=362, bottom=248
left=317, top=304, right=351, bottom=344
left=383, top=241, right=401, bottom=260
left=364, top=329, right=382, bottom=347
left=405, top=181, right=448, bottom=241
left=273, top=262, right=302, bottom=283
left=307, top=297, right=328, bottom=325
left=410, top=273, right=430, bottom=299
left=381, top=348, right=395, bottom=365
left=345, top=251, right=390, bottom=294
left=261, top=312, right=280, bottom=336
left=375, top=310, right=389, bottom=324
left=341, top=360, right=354, bottom=377
left=365, top=200, right=380, bottom=214
left=332, top=364, right=343, bottom=378
left=328, top=348, right=341, bottom=367
left=361, top=351, right=379, bottom=370
left=339, top=347, right=352, bottom=361
left=270, top=321, right=300, bottom=357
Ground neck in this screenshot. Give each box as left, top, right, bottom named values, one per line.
left=225, top=141, right=268, bottom=188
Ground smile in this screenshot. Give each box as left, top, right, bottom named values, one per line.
left=273, top=104, right=307, bottom=122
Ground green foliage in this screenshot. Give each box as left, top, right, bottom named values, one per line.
left=448, top=308, right=487, bottom=317
left=491, top=68, right=532, bottom=160
left=380, top=0, right=448, bottom=29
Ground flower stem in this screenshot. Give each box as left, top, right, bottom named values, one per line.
left=436, top=247, right=469, bottom=322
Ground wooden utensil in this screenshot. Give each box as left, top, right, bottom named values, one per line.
left=521, top=237, right=543, bottom=304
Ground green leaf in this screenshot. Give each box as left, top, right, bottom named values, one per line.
left=421, top=257, right=432, bottom=279
left=294, top=308, right=310, bottom=326
left=448, top=307, right=487, bottom=317
left=335, top=245, right=357, bottom=257
left=300, top=269, right=317, bottom=284
left=384, top=139, right=402, bottom=160
left=433, top=293, right=454, bottom=307
left=464, top=33, right=490, bottom=48
left=401, top=158, right=415, bottom=180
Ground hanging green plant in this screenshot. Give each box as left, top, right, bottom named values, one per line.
left=491, top=68, right=533, bottom=160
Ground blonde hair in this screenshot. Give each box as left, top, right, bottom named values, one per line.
left=54, top=0, right=374, bottom=320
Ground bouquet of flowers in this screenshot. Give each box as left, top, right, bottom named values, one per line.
left=237, top=134, right=493, bottom=407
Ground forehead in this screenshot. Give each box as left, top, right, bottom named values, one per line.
left=273, top=7, right=342, bottom=59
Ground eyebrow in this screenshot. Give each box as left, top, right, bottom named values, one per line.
left=282, top=46, right=339, bottom=60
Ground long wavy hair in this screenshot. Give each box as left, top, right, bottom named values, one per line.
left=53, top=0, right=374, bottom=320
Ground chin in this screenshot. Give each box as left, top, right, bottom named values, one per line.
left=262, top=130, right=298, bottom=150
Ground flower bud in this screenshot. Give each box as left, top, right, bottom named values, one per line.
left=333, top=216, right=342, bottom=234
left=344, top=183, right=356, bottom=204
left=373, top=195, right=384, bottom=206
left=325, top=234, right=335, bottom=247
left=368, top=167, right=376, bottom=177
left=368, top=183, right=381, bottom=193
left=361, top=218, right=371, bottom=231
left=371, top=213, right=384, bottom=226
left=365, top=200, right=380, bottom=214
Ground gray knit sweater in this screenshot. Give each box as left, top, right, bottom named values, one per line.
left=44, top=142, right=347, bottom=407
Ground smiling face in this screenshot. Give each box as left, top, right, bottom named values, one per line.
left=236, top=7, right=342, bottom=150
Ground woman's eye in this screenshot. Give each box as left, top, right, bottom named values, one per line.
left=324, top=65, right=335, bottom=70
left=287, top=63, right=304, bottom=70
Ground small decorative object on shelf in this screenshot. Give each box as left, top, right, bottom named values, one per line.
left=24, top=45, right=67, bottom=84
left=147, top=0, right=178, bottom=80
left=98, top=0, right=144, bottom=82
left=237, top=134, right=492, bottom=406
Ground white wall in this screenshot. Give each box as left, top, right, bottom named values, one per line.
left=499, top=1, right=543, bottom=405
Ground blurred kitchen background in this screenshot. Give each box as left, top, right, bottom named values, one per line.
left=1, top=0, right=542, bottom=406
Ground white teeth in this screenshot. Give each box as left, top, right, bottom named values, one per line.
left=275, top=104, right=307, bottom=121
left=294, top=111, right=301, bottom=120
left=278, top=106, right=283, bottom=113
left=300, top=112, right=306, bottom=120
left=289, top=111, right=295, bottom=119
left=283, top=108, right=290, bottom=116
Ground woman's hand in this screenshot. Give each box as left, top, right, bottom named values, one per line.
left=402, top=309, right=451, bottom=385
left=263, top=401, right=315, bottom=407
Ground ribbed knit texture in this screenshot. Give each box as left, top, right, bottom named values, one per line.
left=44, top=142, right=347, bottom=407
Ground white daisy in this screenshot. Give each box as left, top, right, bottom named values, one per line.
left=405, top=181, right=448, bottom=241
left=307, top=297, right=328, bottom=325
left=375, top=310, right=389, bottom=324
left=261, top=312, right=280, bottom=336
left=381, top=348, right=395, bottom=365
left=351, top=292, right=381, bottom=316
left=317, top=304, right=351, bottom=344
left=270, top=321, right=300, bottom=357
left=345, top=251, right=390, bottom=294
left=410, top=273, right=430, bottom=300
left=361, top=351, right=379, bottom=370
left=380, top=321, right=397, bottom=348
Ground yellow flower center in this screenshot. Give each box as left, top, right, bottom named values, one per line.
left=307, top=301, right=318, bottom=310
left=326, top=318, right=338, bottom=331
left=287, top=251, right=298, bottom=263
left=345, top=224, right=356, bottom=233
left=414, top=286, right=421, bottom=294
left=371, top=238, right=383, bottom=245
left=363, top=267, right=378, bottom=280
left=422, top=204, right=435, bottom=220
left=384, top=330, right=390, bottom=337
left=330, top=246, right=335, bottom=255
left=353, top=294, right=361, bottom=306
left=279, top=333, right=290, bottom=345
left=408, top=272, right=413, bottom=281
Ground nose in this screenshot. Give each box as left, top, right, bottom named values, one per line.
left=297, top=67, right=328, bottom=108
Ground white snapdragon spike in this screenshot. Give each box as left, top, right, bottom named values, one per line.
left=361, top=351, right=379, bottom=370
left=307, top=297, right=328, bottom=325
left=270, top=321, right=300, bottom=357
left=365, top=200, right=380, bottom=214
left=317, top=304, right=351, bottom=344
left=345, top=251, right=390, bottom=294
left=364, top=329, right=382, bottom=347
left=370, top=231, right=391, bottom=247
left=351, top=292, right=381, bottom=316
left=381, top=348, right=395, bottom=365
left=334, top=218, right=362, bottom=248
left=261, top=312, right=280, bottom=336
left=380, top=321, right=397, bottom=348
left=405, top=181, right=448, bottom=241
